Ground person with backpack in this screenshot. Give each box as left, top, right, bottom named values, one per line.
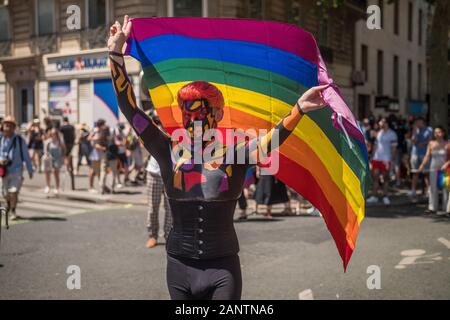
left=0, top=116, right=34, bottom=221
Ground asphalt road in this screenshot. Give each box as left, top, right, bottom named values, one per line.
left=0, top=200, right=449, bottom=300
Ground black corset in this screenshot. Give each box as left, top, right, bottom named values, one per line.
left=166, top=199, right=239, bottom=260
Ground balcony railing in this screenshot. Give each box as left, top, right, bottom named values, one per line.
left=31, top=34, right=58, bottom=55
left=0, top=40, right=12, bottom=57
left=81, top=26, right=109, bottom=50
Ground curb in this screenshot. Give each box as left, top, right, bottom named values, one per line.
left=21, top=186, right=147, bottom=206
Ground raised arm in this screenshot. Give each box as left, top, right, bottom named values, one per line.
left=108, top=16, right=171, bottom=165
left=245, top=85, right=329, bottom=163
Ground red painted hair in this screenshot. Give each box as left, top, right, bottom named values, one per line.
left=177, top=81, right=224, bottom=110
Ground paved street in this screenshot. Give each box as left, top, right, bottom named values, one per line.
left=0, top=182, right=449, bottom=299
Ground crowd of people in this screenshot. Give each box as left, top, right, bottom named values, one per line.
left=24, top=116, right=146, bottom=195
left=361, top=114, right=450, bottom=215
left=0, top=115, right=148, bottom=222
left=0, top=112, right=448, bottom=230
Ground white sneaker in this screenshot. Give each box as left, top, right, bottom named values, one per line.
left=88, top=188, right=99, bottom=194
left=309, top=208, right=322, bottom=217
left=382, top=196, right=391, bottom=205
left=116, top=184, right=123, bottom=189
left=366, top=196, right=379, bottom=204
left=44, top=186, right=50, bottom=194
left=53, top=188, right=59, bottom=195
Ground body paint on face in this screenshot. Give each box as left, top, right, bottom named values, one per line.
left=181, top=99, right=216, bottom=134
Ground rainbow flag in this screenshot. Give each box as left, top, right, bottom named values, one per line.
left=125, top=17, right=370, bottom=270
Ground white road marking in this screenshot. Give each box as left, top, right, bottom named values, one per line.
left=298, top=289, right=314, bottom=300
left=437, top=237, right=450, bottom=249
left=395, top=249, right=443, bottom=269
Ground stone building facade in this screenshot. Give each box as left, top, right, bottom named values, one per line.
left=0, top=0, right=366, bottom=127
left=354, top=0, right=429, bottom=119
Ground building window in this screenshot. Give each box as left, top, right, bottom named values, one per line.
left=36, top=0, right=55, bottom=35
left=418, top=63, right=422, bottom=100
left=407, top=60, right=412, bottom=100
left=378, top=0, right=384, bottom=29
left=408, top=2, right=413, bottom=42
left=418, top=9, right=423, bottom=46
left=318, top=19, right=330, bottom=47
left=377, top=50, right=384, bottom=95
left=393, top=55, right=399, bottom=98
left=393, top=0, right=399, bottom=35
left=168, top=0, right=207, bottom=17
left=247, top=0, right=265, bottom=19
left=361, top=45, right=368, bottom=82
left=87, top=0, right=108, bottom=29
left=0, top=6, right=10, bottom=41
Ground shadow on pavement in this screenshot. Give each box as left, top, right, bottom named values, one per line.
left=234, top=217, right=283, bottom=223
left=366, top=204, right=450, bottom=224
left=17, top=217, right=67, bottom=222
left=112, top=190, right=142, bottom=195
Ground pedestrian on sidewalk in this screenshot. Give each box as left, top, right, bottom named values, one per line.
left=88, top=119, right=108, bottom=193
left=367, top=118, right=398, bottom=205
left=26, top=118, right=44, bottom=173
left=126, top=127, right=145, bottom=185
left=60, top=117, right=75, bottom=175
left=43, top=128, right=66, bottom=195
left=419, top=126, right=450, bottom=215
left=145, top=155, right=172, bottom=248
left=0, top=116, right=34, bottom=220
left=253, top=170, right=293, bottom=219
left=105, top=132, right=120, bottom=194
left=75, top=123, right=92, bottom=175
left=113, top=123, right=128, bottom=187
left=409, top=117, right=432, bottom=199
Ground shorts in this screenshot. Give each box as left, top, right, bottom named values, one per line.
left=43, top=155, right=63, bottom=172
left=410, top=154, right=429, bottom=173
left=371, top=160, right=390, bottom=174
left=118, top=153, right=128, bottom=167
left=131, top=150, right=144, bottom=168
left=29, top=141, right=43, bottom=150
left=1, top=172, right=23, bottom=194
left=65, top=144, right=74, bottom=157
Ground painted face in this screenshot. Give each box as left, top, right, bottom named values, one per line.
left=181, top=99, right=215, bottom=134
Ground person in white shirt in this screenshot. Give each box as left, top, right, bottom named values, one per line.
left=145, top=155, right=172, bottom=248
left=367, top=118, right=398, bottom=205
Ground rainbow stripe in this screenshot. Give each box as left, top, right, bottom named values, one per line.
left=437, top=168, right=450, bottom=190
left=126, top=17, right=370, bottom=270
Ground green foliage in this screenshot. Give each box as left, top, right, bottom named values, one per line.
left=314, top=0, right=344, bottom=8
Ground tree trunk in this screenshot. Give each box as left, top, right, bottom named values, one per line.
left=429, top=0, right=450, bottom=131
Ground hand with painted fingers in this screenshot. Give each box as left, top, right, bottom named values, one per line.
left=297, top=84, right=330, bottom=114
left=107, top=15, right=132, bottom=54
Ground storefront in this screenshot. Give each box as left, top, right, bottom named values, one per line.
left=41, top=49, right=142, bottom=128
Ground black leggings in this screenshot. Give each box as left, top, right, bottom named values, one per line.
left=166, top=254, right=242, bottom=300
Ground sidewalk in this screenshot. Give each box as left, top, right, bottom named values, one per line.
left=21, top=165, right=426, bottom=208
left=21, top=166, right=148, bottom=206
